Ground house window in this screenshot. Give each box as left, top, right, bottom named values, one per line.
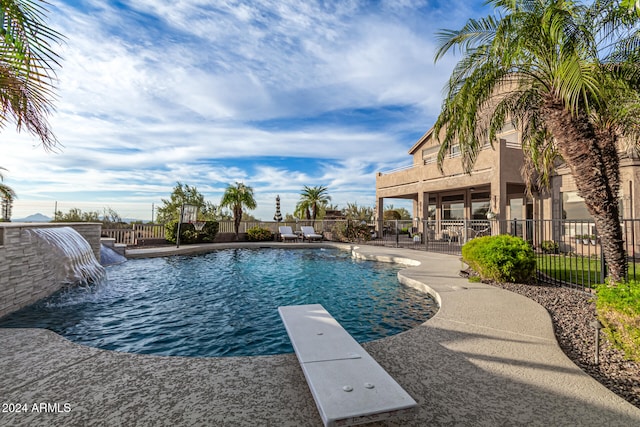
left=442, top=194, right=464, bottom=220
left=450, top=144, right=461, bottom=158
left=500, top=122, right=515, bottom=132
left=426, top=196, right=437, bottom=220
left=509, top=198, right=524, bottom=220
left=471, top=192, right=491, bottom=219
left=561, top=192, right=591, bottom=220
left=561, top=191, right=624, bottom=220
left=422, top=146, right=439, bottom=164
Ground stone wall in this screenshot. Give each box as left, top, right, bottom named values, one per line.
left=0, top=223, right=102, bottom=318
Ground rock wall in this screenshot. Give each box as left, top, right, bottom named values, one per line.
left=0, top=223, right=102, bottom=318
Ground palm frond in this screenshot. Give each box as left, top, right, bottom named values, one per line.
left=1, top=0, right=64, bottom=149
left=435, top=14, right=503, bottom=60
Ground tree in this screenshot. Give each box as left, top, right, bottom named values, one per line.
left=1, top=0, right=63, bottom=149
left=383, top=205, right=412, bottom=220
left=0, top=167, right=16, bottom=202
left=434, top=0, right=640, bottom=283
left=295, top=185, right=331, bottom=222
left=241, top=211, right=258, bottom=222
left=342, top=202, right=374, bottom=221
left=220, top=182, right=257, bottom=238
left=101, top=207, right=123, bottom=226
left=156, top=182, right=209, bottom=224
left=622, top=0, right=640, bottom=15
left=283, top=213, right=297, bottom=222
left=200, top=202, right=228, bottom=221
left=53, top=208, right=100, bottom=222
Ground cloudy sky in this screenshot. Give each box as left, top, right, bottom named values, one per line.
left=4, top=0, right=488, bottom=221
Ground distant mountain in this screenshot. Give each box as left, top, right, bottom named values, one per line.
left=122, top=218, right=144, bottom=224
left=13, top=213, right=52, bottom=222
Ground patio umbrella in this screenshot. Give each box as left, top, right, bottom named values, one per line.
left=273, top=195, right=283, bottom=222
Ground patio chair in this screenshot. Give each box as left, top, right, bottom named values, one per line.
left=301, top=226, right=323, bottom=242
left=279, top=226, right=298, bottom=242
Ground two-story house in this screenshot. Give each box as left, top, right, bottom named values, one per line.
left=375, top=121, right=640, bottom=245
left=376, top=122, right=530, bottom=224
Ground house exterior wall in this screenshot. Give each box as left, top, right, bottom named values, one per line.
left=376, top=124, right=527, bottom=223
left=378, top=118, right=640, bottom=240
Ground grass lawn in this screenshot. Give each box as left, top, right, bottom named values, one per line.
left=536, top=254, right=640, bottom=288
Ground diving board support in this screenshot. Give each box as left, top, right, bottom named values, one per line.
left=278, top=304, right=417, bottom=427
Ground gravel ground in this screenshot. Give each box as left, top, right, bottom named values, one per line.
left=486, top=280, right=640, bottom=409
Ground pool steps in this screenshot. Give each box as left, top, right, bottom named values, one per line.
left=278, top=304, right=416, bottom=427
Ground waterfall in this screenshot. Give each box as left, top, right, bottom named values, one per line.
left=100, top=244, right=127, bottom=266
left=27, top=227, right=106, bottom=286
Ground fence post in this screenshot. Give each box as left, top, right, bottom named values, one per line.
left=462, top=219, right=468, bottom=243
left=423, top=219, right=428, bottom=251
left=395, top=220, right=399, bottom=247
left=600, top=241, right=607, bottom=283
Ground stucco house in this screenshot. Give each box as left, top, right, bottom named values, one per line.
left=375, top=121, right=640, bottom=245
left=376, top=122, right=529, bottom=224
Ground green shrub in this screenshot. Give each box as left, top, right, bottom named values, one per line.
left=165, top=221, right=219, bottom=244
left=462, top=235, right=536, bottom=283
left=596, top=281, right=640, bottom=361
left=540, top=240, right=559, bottom=254
left=247, top=226, right=273, bottom=241
left=331, top=221, right=371, bottom=242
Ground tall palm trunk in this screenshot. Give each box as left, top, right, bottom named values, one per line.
left=234, top=205, right=242, bottom=239
left=542, top=95, right=626, bottom=282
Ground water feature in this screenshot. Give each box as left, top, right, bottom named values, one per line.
left=27, top=227, right=106, bottom=285
left=100, top=244, right=127, bottom=266
left=0, top=247, right=438, bottom=357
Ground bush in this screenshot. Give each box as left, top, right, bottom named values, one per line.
left=462, top=235, right=536, bottom=283
left=165, top=221, right=219, bottom=244
left=331, top=221, right=371, bottom=242
left=596, top=281, right=640, bottom=361
left=540, top=240, right=559, bottom=254
left=247, top=226, right=273, bottom=241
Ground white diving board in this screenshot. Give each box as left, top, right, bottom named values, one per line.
left=278, top=304, right=417, bottom=427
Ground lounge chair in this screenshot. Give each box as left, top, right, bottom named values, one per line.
left=279, top=226, right=298, bottom=242
left=301, top=226, right=322, bottom=242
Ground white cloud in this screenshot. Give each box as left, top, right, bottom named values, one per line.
left=4, top=0, right=484, bottom=220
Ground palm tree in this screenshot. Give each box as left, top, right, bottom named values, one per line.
left=0, top=168, right=15, bottom=198
left=1, top=1, right=63, bottom=149
left=343, top=202, right=374, bottom=221
left=0, top=168, right=17, bottom=221
left=433, top=0, right=640, bottom=283
left=220, top=182, right=257, bottom=239
left=295, top=185, right=331, bottom=222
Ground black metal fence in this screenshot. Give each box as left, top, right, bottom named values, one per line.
left=103, top=218, right=638, bottom=291
left=360, top=218, right=640, bottom=291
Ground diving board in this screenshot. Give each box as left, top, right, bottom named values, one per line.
left=278, top=304, right=417, bottom=427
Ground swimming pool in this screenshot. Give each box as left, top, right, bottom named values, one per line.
left=0, top=248, right=437, bottom=357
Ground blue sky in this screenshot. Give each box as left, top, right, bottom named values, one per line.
left=4, top=0, right=487, bottom=221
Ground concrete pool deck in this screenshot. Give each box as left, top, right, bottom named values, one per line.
left=1, top=243, right=639, bottom=426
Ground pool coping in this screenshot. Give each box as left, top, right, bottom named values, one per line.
left=1, top=243, right=639, bottom=426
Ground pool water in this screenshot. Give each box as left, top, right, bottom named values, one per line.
left=0, top=248, right=438, bottom=357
